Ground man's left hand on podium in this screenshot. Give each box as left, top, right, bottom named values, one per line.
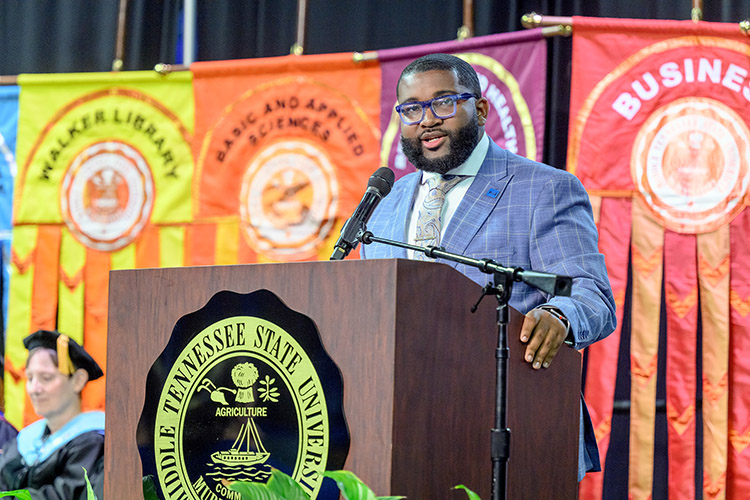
left=519, top=308, right=570, bottom=370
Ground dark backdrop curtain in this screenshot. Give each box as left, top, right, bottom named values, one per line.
left=2, top=1, right=750, bottom=497
left=2, top=0, right=749, bottom=171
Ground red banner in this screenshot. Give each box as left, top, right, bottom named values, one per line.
left=569, top=17, right=750, bottom=500
left=579, top=196, right=631, bottom=500
left=728, top=209, right=750, bottom=497
left=569, top=18, right=750, bottom=234
left=664, top=230, right=698, bottom=500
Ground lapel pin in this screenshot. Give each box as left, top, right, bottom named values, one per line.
left=486, top=188, right=499, bottom=198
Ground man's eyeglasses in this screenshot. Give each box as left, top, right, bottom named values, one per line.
left=395, top=93, right=478, bottom=125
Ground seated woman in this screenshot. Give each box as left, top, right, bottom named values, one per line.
left=0, top=330, right=104, bottom=499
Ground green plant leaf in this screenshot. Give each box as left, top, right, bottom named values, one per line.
left=453, top=485, right=482, bottom=500
left=142, top=475, right=160, bottom=500
left=265, top=469, right=310, bottom=500
left=83, top=467, right=98, bottom=500
left=230, top=481, right=286, bottom=500
left=0, top=491, right=33, bottom=499
left=324, top=470, right=379, bottom=500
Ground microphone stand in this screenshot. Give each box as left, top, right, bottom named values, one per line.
left=358, top=230, right=571, bottom=500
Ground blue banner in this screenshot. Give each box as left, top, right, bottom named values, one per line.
left=0, top=85, right=19, bottom=345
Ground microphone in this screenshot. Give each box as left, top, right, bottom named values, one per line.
left=330, top=166, right=395, bottom=260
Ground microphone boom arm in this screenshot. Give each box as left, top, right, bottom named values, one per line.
left=358, top=230, right=571, bottom=297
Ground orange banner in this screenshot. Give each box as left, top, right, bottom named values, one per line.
left=698, top=228, right=730, bottom=500
left=192, top=53, right=381, bottom=263
left=629, top=198, right=664, bottom=500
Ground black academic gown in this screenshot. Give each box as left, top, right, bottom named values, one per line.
left=0, top=429, right=104, bottom=500
left=0, top=416, right=18, bottom=449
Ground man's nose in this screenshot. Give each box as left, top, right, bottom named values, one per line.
left=420, top=106, right=442, bottom=126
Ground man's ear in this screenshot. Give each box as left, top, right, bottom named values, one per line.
left=476, top=96, right=490, bottom=126
left=71, top=368, right=89, bottom=393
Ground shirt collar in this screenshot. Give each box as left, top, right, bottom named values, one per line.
left=420, top=132, right=489, bottom=185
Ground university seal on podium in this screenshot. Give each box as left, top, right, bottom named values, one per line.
left=137, top=290, right=350, bottom=500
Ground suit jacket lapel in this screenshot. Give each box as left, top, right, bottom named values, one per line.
left=441, top=142, right=512, bottom=259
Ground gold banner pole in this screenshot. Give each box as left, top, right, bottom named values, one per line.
left=521, top=12, right=572, bottom=28
left=291, top=0, right=308, bottom=55
left=112, top=0, right=128, bottom=71
left=692, top=0, right=704, bottom=22
left=457, top=0, right=474, bottom=41
left=521, top=12, right=572, bottom=36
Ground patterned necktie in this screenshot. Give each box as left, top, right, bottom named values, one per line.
left=413, top=175, right=464, bottom=260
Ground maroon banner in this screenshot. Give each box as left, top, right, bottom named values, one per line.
left=377, top=30, right=547, bottom=180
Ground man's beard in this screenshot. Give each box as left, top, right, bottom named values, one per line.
left=400, top=117, right=480, bottom=175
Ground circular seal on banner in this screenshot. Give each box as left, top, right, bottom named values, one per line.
left=632, top=97, right=750, bottom=233
left=137, top=290, right=349, bottom=500
left=61, top=141, right=155, bottom=251
left=240, top=140, right=338, bottom=260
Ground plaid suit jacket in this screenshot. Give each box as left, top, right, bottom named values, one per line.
left=361, top=140, right=616, bottom=478
left=362, top=140, right=616, bottom=349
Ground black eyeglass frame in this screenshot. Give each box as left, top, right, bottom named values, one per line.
left=395, top=92, right=478, bottom=125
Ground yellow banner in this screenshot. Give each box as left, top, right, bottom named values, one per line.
left=15, top=71, right=194, bottom=231
left=7, top=71, right=195, bottom=426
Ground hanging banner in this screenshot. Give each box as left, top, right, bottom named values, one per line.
left=578, top=196, right=631, bottom=500
left=728, top=209, right=750, bottom=498
left=5, top=71, right=194, bottom=428
left=0, top=86, right=18, bottom=340
left=192, top=53, right=381, bottom=263
left=568, top=17, right=750, bottom=500
left=568, top=18, right=750, bottom=232
left=378, top=30, right=547, bottom=180
left=663, top=229, right=698, bottom=500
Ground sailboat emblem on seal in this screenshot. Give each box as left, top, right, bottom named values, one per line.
left=212, top=417, right=270, bottom=466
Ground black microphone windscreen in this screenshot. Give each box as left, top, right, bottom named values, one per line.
left=368, top=167, right=395, bottom=196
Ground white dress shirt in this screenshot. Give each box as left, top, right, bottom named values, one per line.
left=407, top=133, right=490, bottom=259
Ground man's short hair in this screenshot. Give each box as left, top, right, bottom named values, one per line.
left=397, top=53, right=482, bottom=98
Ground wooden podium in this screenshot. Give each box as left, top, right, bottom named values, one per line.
left=105, top=259, right=581, bottom=499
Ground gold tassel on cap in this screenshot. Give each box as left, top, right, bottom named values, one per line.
left=56, top=335, right=74, bottom=376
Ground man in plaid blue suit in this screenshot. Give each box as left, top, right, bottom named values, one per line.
left=360, top=53, right=616, bottom=481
